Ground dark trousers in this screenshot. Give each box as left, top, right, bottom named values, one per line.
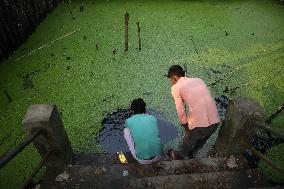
left=180, top=123, right=219, bottom=157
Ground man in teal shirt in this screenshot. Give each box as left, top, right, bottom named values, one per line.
left=124, top=98, right=162, bottom=164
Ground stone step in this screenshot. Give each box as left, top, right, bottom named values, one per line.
left=68, top=156, right=248, bottom=179
left=72, top=153, right=118, bottom=165
left=120, top=170, right=270, bottom=189
left=42, top=170, right=270, bottom=189
left=41, top=156, right=257, bottom=188
left=72, top=152, right=140, bottom=166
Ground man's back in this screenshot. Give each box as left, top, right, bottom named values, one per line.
left=171, top=77, right=220, bottom=129
left=125, top=114, right=162, bottom=160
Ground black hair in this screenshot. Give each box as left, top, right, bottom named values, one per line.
left=130, top=98, right=146, bottom=114
left=167, top=65, right=185, bottom=78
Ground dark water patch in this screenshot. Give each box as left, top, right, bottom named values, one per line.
left=102, top=95, right=114, bottom=103
left=209, top=68, right=222, bottom=75
left=207, top=65, right=232, bottom=81
left=21, top=64, right=50, bottom=90
left=97, top=109, right=179, bottom=153
left=23, top=76, right=35, bottom=89
left=246, top=130, right=283, bottom=168
left=215, top=95, right=229, bottom=121
left=223, top=86, right=239, bottom=95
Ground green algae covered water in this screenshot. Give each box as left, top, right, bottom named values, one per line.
left=0, top=0, right=284, bottom=187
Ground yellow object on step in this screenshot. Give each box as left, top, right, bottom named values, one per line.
left=117, top=151, right=128, bottom=164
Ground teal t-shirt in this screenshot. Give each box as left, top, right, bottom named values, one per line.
left=125, top=114, right=162, bottom=160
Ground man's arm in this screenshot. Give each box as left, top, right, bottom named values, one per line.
left=124, top=120, right=129, bottom=128
left=171, top=87, right=187, bottom=125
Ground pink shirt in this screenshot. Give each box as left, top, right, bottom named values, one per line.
left=171, top=77, right=220, bottom=130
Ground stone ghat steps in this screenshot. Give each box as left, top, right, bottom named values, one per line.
left=41, top=156, right=272, bottom=189
left=42, top=170, right=269, bottom=189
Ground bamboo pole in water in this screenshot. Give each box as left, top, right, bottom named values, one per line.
left=266, top=102, right=284, bottom=124
left=16, top=28, right=81, bottom=60
left=242, top=142, right=284, bottom=176
left=125, top=13, right=129, bottom=51
left=137, top=22, right=141, bottom=50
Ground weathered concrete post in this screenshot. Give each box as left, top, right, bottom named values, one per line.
left=215, top=99, right=266, bottom=155
left=22, top=104, right=73, bottom=171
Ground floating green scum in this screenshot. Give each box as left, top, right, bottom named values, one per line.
left=0, top=0, right=284, bottom=188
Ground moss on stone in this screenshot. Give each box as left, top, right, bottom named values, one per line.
left=259, top=144, right=284, bottom=183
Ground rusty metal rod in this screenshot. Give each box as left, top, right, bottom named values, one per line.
left=0, top=129, right=42, bottom=169
left=266, top=102, right=284, bottom=123
left=254, top=121, right=284, bottom=140
left=125, top=13, right=129, bottom=51
left=242, top=142, right=284, bottom=175
left=20, top=150, right=52, bottom=189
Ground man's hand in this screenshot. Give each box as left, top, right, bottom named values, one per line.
left=181, top=123, right=190, bottom=132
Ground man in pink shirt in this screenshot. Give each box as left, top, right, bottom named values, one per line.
left=167, top=65, right=220, bottom=159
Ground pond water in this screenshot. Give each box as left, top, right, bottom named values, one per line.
left=97, top=109, right=179, bottom=153
left=97, top=96, right=230, bottom=154
left=0, top=0, right=283, bottom=187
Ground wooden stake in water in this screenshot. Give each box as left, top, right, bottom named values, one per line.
left=137, top=22, right=141, bottom=50
left=125, top=13, right=129, bottom=51
left=67, top=1, right=75, bottom=19
left=70, top=11, right=75, bottom=20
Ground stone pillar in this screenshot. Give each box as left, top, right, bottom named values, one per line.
left=215, top=99, right=266, bottom=155
left=22, top=104, right=73, bottom=171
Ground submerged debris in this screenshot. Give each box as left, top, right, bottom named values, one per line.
left=69, top=11, right=75, bottom=20
left=95, top=166, right=107, bottom=175
left=113, top=48, right=117, bottom=55
left=143, top=92, right=152, bottom=96
left=226, top=155, right=238, bottom=168
left=22, top=64, right=50, bottom=90
left=55, top=171, right=69, bottom=182
left=4, top=90, right=12, bottom=102
left=23, top=76, right=35, bottom=89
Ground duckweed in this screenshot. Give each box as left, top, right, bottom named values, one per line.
left=0, top=0, right=283, bottom=187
